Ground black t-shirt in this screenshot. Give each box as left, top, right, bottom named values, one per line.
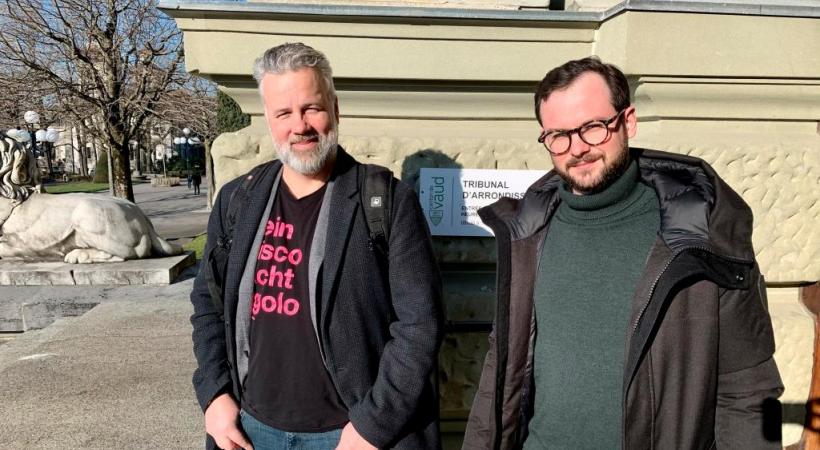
left=242, top=183, right=348, bottom=432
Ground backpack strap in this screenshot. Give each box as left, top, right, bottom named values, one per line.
left=206, top=161, right=280, bottom=319
left=360, top=164, right=394, bottom=258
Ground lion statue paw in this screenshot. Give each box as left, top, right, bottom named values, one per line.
left=64, top=249, right=126, bottom=264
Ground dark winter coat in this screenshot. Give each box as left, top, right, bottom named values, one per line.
left=190, top=148, right=444, bottom=449
left=463, top=149, right=783, bottom=450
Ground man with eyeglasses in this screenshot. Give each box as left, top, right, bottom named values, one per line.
left=464, top=57, right=783, bottom=449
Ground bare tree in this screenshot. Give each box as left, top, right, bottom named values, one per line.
left=0, top=69, right=33, bottom=130
left=0, top=67, right=55, bottom=131
left=154, top=76, right=219, bottom=203
left=0, top=0, right=185, bottom=201
left=60, top=102, right=96, bottom=177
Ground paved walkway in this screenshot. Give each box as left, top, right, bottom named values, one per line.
left=0, top=178, right=212, bottom=448
left=128, top=178, right=210, bottom=246
left=0, top=269, right=203, bottom=449
left=41, top=177, right=210, bottom=246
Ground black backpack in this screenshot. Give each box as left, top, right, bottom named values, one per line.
left=205, top=162, right=394, bottom=319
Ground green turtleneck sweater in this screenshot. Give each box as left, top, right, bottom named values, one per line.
left=523, top=161, right=660, bottom=450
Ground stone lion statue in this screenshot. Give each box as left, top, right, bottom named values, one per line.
left=0, top=136, right=182, bottom=263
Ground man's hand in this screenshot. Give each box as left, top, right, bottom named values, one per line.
left=204, top=393, right=254, bottom=450
left=335, top=422, right=377, bottom=450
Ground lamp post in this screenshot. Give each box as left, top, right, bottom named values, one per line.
left=182, top=127, right=191, bottom=175
left=172, top=136, right=182, bottom=183
left=19, top=112, right=38, bottom=180
left=35, top=127, right=59, bottom=178
left=188, top=136, right=201, bottom=177
left=23, top=111, right=39, bottom=155
left=182, top=128, right=192, bottom=189
left=129, top=139, right=141, bottom=176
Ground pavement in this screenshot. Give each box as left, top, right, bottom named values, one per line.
left=0, top=275, right=203, bottom=449
left=0, top=179, right=210, bottom=449
left=119, top=177, right=210, bottom=247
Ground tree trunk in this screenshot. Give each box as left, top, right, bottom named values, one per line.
left=78, top=146, right=86, bottom=176
left=75, top=125, right=83, bottom=175
left=110, top=144, right=135, bottom=202
left=134, top=139, right=142, bottom=176
left=78, top=140, right=87, bottom=177
left=68, top=126, right=77, bottom=175
left=107, top=146, right=114, bottom=195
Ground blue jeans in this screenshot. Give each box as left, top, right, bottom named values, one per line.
left=240, top=410, right=343, bottom=450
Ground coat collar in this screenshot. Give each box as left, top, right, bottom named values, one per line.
left=223, top=159, right=283, bottom=324
left=223, top=148, right=363, bottom=316
left=480, top=148, right=755, bottom=263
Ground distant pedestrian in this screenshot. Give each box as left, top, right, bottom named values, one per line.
left=187, top=173, right=193, bottom=189
left=192, top=171, right=201, bottom=195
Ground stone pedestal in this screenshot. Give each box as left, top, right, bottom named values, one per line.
left=0, top=252, right=195, bottom=286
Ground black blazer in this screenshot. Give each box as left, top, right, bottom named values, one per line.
left=190, top=148, right=444, bottom=449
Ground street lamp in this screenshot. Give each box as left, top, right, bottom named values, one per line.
left=22, top=111, right=39, bottom=166
left=173, top=129, right=193, bottom=189
left=173, top=136, right=182, bottom=178
left=182, top=128, right=192, bottom=188
left=129, top=139, right=141, bottom=175
left=35, top=127, right=59, bottom=178
left=23, top=111, right=39, bottom=149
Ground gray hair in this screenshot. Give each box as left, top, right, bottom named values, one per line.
left=253, top=42, right=336, bottom=99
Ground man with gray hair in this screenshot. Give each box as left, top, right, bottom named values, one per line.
left=190, top=42, right=444, bottom=450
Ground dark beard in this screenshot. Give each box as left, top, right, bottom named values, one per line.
left=564, top=144, right=631, bottom=195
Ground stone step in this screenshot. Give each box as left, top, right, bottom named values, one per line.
left=0, top=252, right=195, bottom=286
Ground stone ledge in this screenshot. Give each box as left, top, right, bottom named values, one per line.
left=0, top=252, right=196, bottom=286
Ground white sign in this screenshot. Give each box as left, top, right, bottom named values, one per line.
left=419, top=168, right=547, bottom=237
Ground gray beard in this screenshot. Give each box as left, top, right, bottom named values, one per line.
left=274, top=129, right=338, bottom=176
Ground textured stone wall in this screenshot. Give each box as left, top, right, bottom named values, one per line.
left=211, top=131, right=549, bottom=195
left=211, top=127, right=819, bottom=422
left=632, top=139, right=820, bottom=283
left=213, top=129, right=820, bottom=282
left=768, top=288, right=814, bottom=445
left=211, top=131, right=521, bottom=415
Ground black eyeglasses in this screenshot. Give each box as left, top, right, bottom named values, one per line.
left=537, top=109, right=627, bottom=155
